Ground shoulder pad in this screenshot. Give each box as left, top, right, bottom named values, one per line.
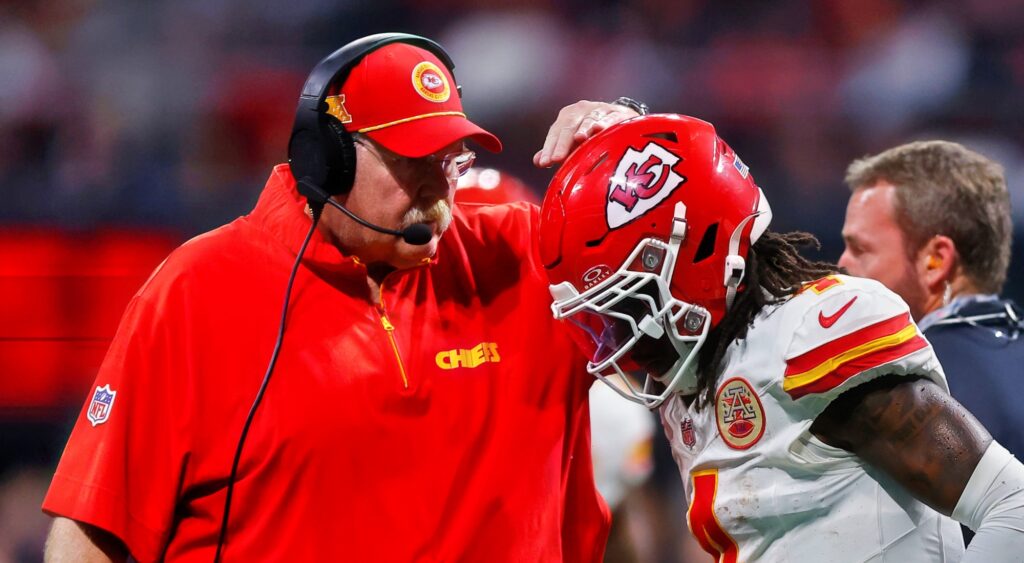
left=781, top=275, right=938, bottom=401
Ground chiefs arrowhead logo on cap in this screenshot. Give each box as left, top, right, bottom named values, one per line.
left=411, top=61, right=450, bottom=103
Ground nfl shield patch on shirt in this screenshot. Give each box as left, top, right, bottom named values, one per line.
left=87, top=384, right=117, bottom=426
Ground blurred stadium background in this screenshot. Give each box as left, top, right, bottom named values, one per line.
left=1, top=0, right=1021, bottom=560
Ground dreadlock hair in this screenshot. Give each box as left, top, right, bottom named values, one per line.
left=694, top=230, right=838, bottom=408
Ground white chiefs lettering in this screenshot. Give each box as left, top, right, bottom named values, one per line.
left=606, top=141, right=686, bottom=229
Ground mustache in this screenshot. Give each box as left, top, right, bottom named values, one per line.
left=402, top=199, right=452, bottom=232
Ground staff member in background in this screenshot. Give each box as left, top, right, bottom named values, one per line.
left=839, top=140, right=1024, bottom=471
left=41, top=32, right=640, bottom=562
left=838, top=140, right=1024, bottom=543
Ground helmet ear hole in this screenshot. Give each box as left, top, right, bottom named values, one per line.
left=643, top=131, right=678, bottom=143
left=585, top=153, right=609, bottom=175
left=692, top=223, right=719, bottom=263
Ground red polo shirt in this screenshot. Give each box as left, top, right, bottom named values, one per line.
left=43, top=164, right=610, bottom=562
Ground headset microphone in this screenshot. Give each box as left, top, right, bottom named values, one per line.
left=395, top=222, right=433, bottom=246
left=298, top=179, right=433, bottom=246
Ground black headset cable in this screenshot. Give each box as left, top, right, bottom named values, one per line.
left=214, top=203, right=323, bottom=562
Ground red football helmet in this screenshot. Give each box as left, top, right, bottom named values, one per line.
left=539, top=114, right=771, bottom=407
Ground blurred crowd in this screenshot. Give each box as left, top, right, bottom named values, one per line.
left=3, top=0, right=1023, bottom=237
left=1, top=0, right=1022, bottom=561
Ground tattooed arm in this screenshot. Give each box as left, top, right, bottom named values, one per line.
left=811, top=375, right=989, bottom=510
left=812, top=375, right=1024, bottom=559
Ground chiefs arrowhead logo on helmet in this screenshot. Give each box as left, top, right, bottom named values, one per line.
left=607, top=142, right=687, bottom=229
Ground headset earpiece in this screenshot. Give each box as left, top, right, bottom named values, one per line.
left=323, top=118, right=357, bottom=194
left=288, top=98, right=330, bottom=188
left=287, top=32, right=456, bottom=198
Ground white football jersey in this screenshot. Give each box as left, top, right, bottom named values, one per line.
left=661, top=275, right=965, bottom=562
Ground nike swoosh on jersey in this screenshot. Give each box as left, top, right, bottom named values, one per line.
left=818, top=296, right=858, bottom=328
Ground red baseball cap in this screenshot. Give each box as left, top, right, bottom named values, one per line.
left=325, top=42, right=502, bottom=158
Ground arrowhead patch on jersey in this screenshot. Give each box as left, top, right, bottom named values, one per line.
left=606, top=141, right=686, bottom=229
left=716, top=377, right=765, bottom=450
left=87, top=384, right=117, bottom=426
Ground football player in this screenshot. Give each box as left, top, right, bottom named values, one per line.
left=539, top=114, right=1024, bottom=561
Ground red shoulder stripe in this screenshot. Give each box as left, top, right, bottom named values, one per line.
left=784, top=312, right=926, bottom=399
left=785, top=335, right=927, bottom=399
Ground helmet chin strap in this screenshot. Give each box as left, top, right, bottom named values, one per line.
left=723, top=216, right=753, bottom=312
left=724, top=187, right=773, bottom=311
left=723, top=215, right=772, bottom=311
left=665, top=201, right=687, bottom=276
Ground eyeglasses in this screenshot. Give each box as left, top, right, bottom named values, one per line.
left=354, top=136, right=476, bottom=184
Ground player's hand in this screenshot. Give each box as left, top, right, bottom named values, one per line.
left=534, top=101, right=640, bottom=168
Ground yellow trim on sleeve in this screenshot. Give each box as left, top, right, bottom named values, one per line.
left=783, top=324, right=919, bottom=391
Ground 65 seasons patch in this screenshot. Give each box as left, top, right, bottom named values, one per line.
left=716, top=377, right=765, bottom=449
left=411, top=61, right=450, bottom=103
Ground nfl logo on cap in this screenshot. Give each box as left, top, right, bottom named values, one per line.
left=87, top=384, right=117, bottom=426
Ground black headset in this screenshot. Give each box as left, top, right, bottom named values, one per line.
left=287, top=32, right=460, bottom=198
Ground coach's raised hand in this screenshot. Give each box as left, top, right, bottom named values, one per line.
left=534, top=99, right=644, bottom=168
